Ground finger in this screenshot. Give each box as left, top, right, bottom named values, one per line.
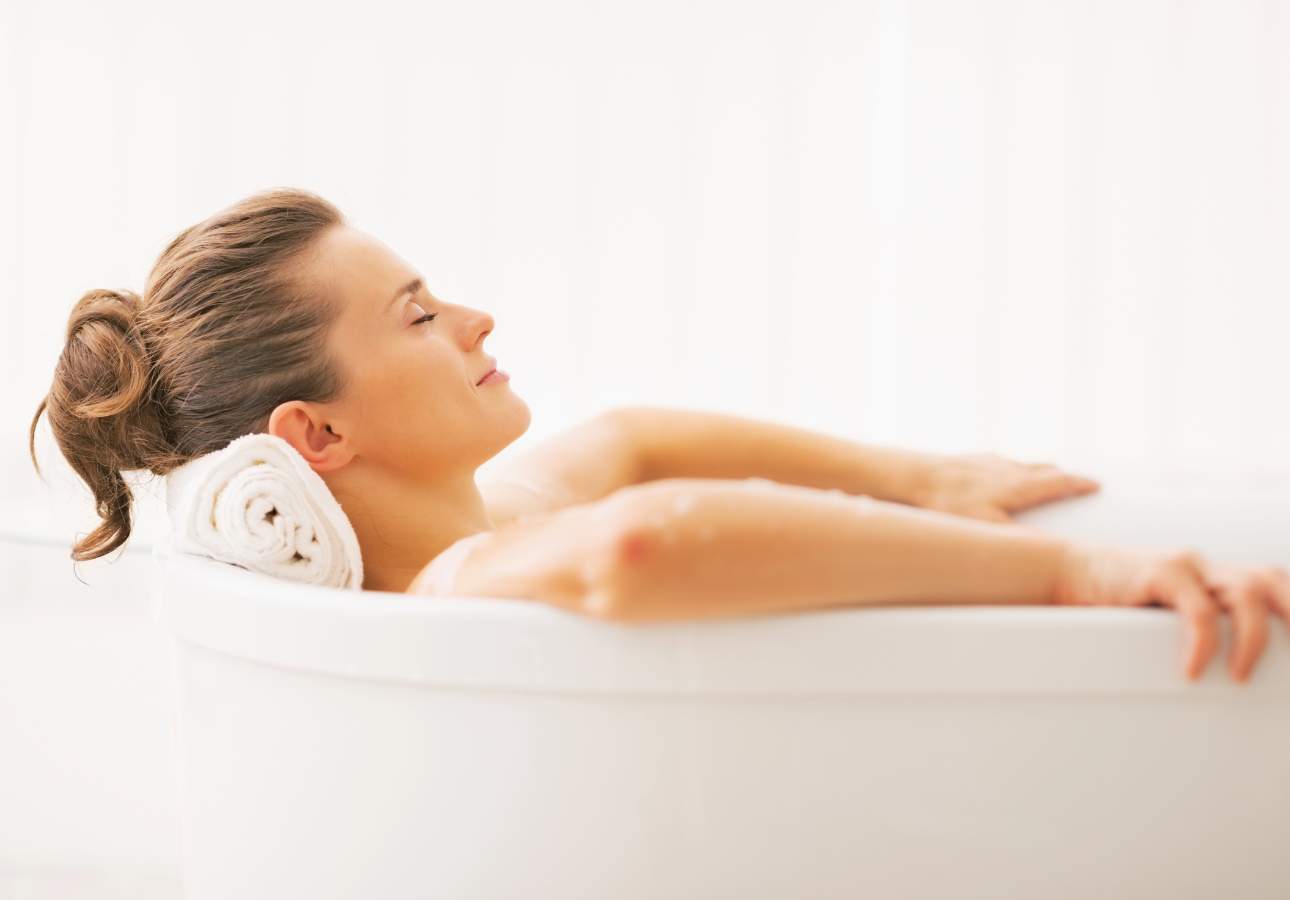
left=1215, top=578, right=1269, bottom=683
left=1262, top=567, right=1290, bottom=636
left=1022, top=461, right=1100, bottom=488
left=1052, top=470, right=1102, bottom=492
left=1041, top=463, right=1102, bottom=492
left=1157, top=566, right=1222, bottom=681
left=1011, top=473, right=1098, bottom=507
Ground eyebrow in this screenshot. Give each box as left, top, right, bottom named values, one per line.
left=386, top=277, right=422, bottom=312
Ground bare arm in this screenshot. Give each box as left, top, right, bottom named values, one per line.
left=612, top=405, right=939, bottom=506
left=590, top=477, right=1071, bottom=623
left=480, top=409, right=644, bottom=527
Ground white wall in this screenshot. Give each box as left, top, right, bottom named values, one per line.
left=0, top=542, right=181, bottom=881
left=7, top=0, right=1290, bottom=519
left=2, top=0, right=1287, bottom=884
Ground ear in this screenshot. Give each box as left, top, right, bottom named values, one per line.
left=266, top=401, right=355, bottom=473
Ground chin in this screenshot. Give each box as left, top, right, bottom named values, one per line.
left=509, top=394, right=533, bottom=436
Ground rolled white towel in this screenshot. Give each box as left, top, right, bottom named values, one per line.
left=163, top=432, right=364, bottom=590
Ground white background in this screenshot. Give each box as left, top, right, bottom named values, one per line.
left=1, top=0, right=1287, bottom=894
left=7, top=0, right=1290, bottom=539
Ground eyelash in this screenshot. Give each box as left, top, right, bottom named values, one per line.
left=412, top=312, right=437, bottom=326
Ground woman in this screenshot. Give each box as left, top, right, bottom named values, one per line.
left=30, top=187, right=1289, bottom=683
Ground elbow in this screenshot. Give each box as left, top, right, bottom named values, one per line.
left=576, top=486, right=674, bottom=623
left=599, top=405, right=654, bottom=486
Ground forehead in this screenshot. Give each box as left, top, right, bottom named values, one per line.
left=313, top=225, right=413, bottom=301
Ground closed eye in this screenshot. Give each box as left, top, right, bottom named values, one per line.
left=412, top=312, right=437, bottom=325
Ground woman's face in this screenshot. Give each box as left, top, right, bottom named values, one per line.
left=302, top=224, right=530, bottom=482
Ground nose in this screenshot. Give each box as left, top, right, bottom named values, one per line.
left=463, top=307, right=494, bottom=348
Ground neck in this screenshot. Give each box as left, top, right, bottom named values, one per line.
left=324, top=463, right=494, bottom=593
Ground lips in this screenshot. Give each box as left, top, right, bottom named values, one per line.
left=475, top=359, right=497, bottom=385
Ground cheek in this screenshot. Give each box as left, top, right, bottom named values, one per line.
left=374, top=343, right=436, bottom=389
left=348, top=354, right=417, bottom=423
left=353, top=334, right=461, bottom=404
left=372, top=351, right=461, bottom=416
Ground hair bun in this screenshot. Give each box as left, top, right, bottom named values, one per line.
left=54, top=287, right=171, bottom=474
left=65, top=287, right=140, bottom=342
left=33, top=188, right=346, bottom=563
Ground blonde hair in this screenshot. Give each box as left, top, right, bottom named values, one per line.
left=30, top=187, right=348, bottom=561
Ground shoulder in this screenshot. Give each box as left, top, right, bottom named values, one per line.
left=413, top=531, right=495, bottom=596
left=408, top=496, right=638, bottom=605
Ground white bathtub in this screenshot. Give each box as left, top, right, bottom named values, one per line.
left=152, top=466, right=1290, bottom=900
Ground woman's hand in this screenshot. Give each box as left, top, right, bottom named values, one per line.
left=1053, top=541, right=1290, bottom=683
left=913, top=452, right=1101, bottom=523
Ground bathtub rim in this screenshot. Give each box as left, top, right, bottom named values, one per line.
left=148, top=540, right=1289, bottom=698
